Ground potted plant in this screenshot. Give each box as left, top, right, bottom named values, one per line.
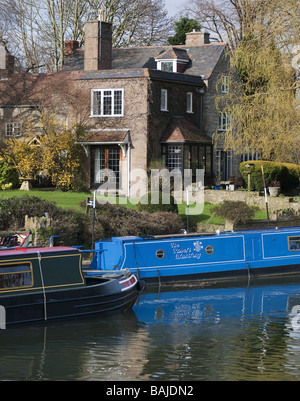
left=268, top=180, right=281, bottom=196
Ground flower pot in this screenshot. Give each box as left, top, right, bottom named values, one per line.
left=268, top=186, right=281, bottom=197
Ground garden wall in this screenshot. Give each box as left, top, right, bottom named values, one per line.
left=204, top=189, right=300, bottom=214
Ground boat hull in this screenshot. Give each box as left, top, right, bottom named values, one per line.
left=87, top=227, right=300, bottom=285
left=1, top=274, right=143, bottom=326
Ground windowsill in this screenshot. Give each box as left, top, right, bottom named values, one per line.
left=186, top=111, right=194, bottom=114
left=90, top=115, right=124, bottom=118
left=160, top=109, right=169, bottom=112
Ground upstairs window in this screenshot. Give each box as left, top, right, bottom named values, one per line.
left=218, top=112, right=232, bottom=131
left=186, top=92, right=193, bottom=113
left=221, top=75, right=230, bottom=93
left=160, top=89, right=168, bottom=111
left=157, top=61, right=176, bottom=72
left=5, top=122, right=22, bottom=137
left=91, top=89, right=124, bottom=117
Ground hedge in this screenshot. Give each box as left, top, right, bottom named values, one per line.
left=240, top=161, right=300, bottom=192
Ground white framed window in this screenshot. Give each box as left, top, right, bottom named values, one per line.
left=91, top=89, right=124, bottom=117
left=5, top=122, right=22, bottom=137
left=160, top=89, right=168, bottom=111
left=218, top=112, right=232, bottom=131
left=186, top=92, right=193, bottom=113
left=157, top=60, right=176, bottom=73
left=221, top=75, right=230, bottom=93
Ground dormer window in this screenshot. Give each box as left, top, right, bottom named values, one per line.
left=155, top=47, right=190, bottom=74
left=157, top=60, right=177, bottom=73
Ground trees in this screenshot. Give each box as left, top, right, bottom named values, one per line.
left=185, top=0, right=299, bottom=54
left=183, top=0, right=299, bottom=164
left=1, top=112, right=87, bottom=191
left=0, top=0, right=172, bottom=72
left=214, top=36, right=299, bottom=163
left=168, top=17, right=202, bottom=45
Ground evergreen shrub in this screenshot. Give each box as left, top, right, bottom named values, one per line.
left=240, top=161, right=300, bottom=192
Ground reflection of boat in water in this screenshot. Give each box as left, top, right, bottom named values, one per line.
left=133, top=275, right=300, bottom=327
left=85, top=227, right=300, bottom=285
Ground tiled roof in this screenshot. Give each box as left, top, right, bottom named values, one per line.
left=77, top=129, right=130, bottom=144
left=160, top=116, right=212, bottom=144
left=62, top=43, right=226, bottom=79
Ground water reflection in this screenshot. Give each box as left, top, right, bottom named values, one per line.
left=1, top=276, right=300, bottom=380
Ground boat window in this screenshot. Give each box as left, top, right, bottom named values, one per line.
left=0, top=263, right=33, bottom=289
left=288, top=236, right=300, bottom=252
left=156, top=250, right=165, bottom=260
left=205, top=245, right=214, bottom=255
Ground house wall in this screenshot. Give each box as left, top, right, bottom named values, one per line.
left=148, top=79, right=203, bottom=161
left=202, top=49, right=241, bottom=180
left=71, top=74, right=150, bottom=192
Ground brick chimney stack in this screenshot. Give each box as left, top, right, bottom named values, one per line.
left=185, top=31, right=210, bottom=46
left=64, top=40, right=79, bottom=61
left=84, top=10, right=112, bottom=71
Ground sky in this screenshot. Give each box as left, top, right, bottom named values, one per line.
left=164, top=0, right=185, bottom=17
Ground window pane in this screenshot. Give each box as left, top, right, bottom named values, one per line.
left=289, top=236, right=300, bottom=251
left=167, top=145, right=182, bottom=169
left=93, top=91, right=101, bottom=115
left=94, top=148, right=105, bottom=184
left=161, top=89, right=168, bottom=111
left=108, top=148, right=120, bottom=184
left=186, top=93, right=193, bottom=113
left=114, top=90, right=123, bottom=115
left=161, top=62, right=173, bottom=72
left=0, top=264, right=32, bottom=289
left=205, top=147, right=212, bottom=176
left=103, top=91, right=112, bottom=115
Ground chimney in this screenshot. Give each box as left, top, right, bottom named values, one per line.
left=64, top=40, right=79, bottom=61
left=0, top=41, right=14, bottom=76
left=84, top=11, right=112, bottom=71
left=185, top=31, right=210, bottom=46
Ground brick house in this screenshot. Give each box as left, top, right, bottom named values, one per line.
left=0, top=17, right=239, bottom=195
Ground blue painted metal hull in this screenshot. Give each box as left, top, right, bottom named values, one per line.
left=85, top=227, right=300, bottom=285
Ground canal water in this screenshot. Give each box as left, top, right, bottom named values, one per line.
left=2, top=275, right=300, bottom=381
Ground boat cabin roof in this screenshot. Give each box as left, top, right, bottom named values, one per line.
left=0, top=246, right=77, bottom=257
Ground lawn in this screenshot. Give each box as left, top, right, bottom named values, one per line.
left=0, top=190, right=89, bottom=212
left=0, top=189, right=268, bottom=224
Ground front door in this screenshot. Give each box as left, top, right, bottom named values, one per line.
left=92, top=146, right=120, bottom=188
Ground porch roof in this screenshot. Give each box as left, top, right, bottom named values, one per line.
left=160, top=116, right=212, bottom=144
left=77, top=129, right=130, bottom=145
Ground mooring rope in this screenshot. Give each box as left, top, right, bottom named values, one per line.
left=37, top=251, right=47, bottom=321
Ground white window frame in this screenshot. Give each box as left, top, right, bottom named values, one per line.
left=5, top=122, right=22, bottom=137
left=157, top=60, right=177, bottom=73
left=91, top=89, right=124, bottom=117
left=160, top=89, right=168, bottom=111
left=218, top=111, right=232, bottom=131
left=221, top=75, right=230, bottom=93
left=186, top=92, right=193, bottom=113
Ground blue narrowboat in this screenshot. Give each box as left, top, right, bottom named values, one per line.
left=0, top=246, right=143, bottom=326
left=84, top=227, right=300, bottom=285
